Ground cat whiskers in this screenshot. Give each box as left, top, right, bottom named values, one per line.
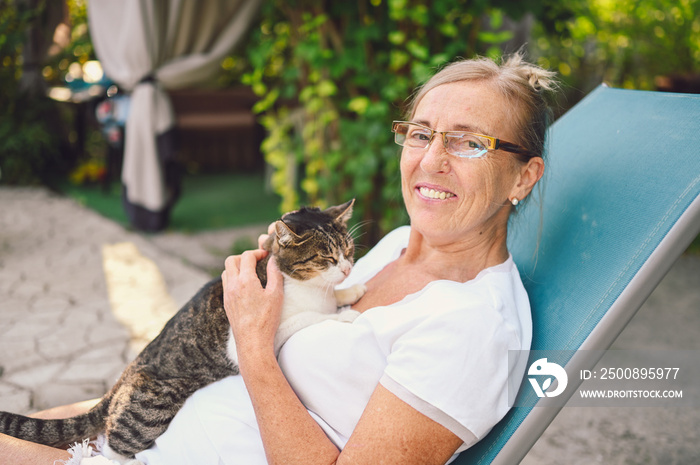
left=348, top=221, right=370, bottom=241
left=322, top=279, right=336, bottom=297
left=347, top=221, right=371, bottom=255
left=353, top=243, right=369, bottom=255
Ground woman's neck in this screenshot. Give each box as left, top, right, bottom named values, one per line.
left=400, top=225, right=509, bottom=283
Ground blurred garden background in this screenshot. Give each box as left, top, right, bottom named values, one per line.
left=1, top=0, right=699, bottom=248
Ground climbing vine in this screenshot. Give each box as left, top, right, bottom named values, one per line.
left=241, top=0, right=524, bottom=246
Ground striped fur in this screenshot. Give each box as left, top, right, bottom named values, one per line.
left=0, top=200, right=357, bottom=461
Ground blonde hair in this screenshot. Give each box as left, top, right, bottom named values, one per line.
left=405, top=53, right=558, bottom=162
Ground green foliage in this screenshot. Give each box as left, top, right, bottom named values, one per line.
left=242, top=0, right=520, bottom=245
left=0, top=0, right=58, bottom=185
left=531, top=0, right=700, bottom=95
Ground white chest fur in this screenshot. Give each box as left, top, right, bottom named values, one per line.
left=281, top=274, right=339, bottom=318
left=226, top=272, right=365, bottom=365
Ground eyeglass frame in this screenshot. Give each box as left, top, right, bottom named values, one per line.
left=391, top=120, right=538, bottom=159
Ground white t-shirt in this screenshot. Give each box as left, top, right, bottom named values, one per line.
left=135, top=226, right=532, bottom=465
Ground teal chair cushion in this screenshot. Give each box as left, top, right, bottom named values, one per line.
left=454, top=86, right=700, bottom=464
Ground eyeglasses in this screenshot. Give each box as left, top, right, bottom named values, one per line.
left=391, top=121, right=537, bottom=159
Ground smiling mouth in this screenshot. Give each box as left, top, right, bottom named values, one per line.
left=418, top=186, right=455, bottom=200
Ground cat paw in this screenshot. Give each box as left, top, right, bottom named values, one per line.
left=101, top=442, right=135, bottom=464
left=334, top=283, right=367, bottom=306
left=335, top=308, right=361, bottom=323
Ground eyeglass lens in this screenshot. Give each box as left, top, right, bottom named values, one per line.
left=394, top=123, right=490, bottom=158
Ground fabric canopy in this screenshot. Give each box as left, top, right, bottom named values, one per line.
left=88, top=0, right=261, bottom=231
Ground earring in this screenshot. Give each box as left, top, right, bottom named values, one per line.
left=511, top=198, right=519, bottom=206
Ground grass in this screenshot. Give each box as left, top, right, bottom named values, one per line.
left=56, top=173, right=700, bottom=253
left=59, top=172, right=281, bottom=233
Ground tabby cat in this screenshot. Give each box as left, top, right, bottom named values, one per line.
left=0, top=200, right=365, bottom=464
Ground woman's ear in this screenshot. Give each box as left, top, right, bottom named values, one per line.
left=511, top=157, right=545, bottom=202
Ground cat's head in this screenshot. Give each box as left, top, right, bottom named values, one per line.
left=270, top=199, right=356, bottom=285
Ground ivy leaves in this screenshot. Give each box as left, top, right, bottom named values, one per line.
left=242, top=0, right=519, bottom=245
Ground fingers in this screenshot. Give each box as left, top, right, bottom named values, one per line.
left=258, top=234, right=269, bottom=249
left=220, top=247, right=284, bottom=354
left=222, top=255, right=238, bottom=289
left=265, top=256, right=284, bottom=292
left=222, top=249, right=269, bottom=285
left=237, top=250, right=262, bottom=283
left=224, top=254, right=240, bottom=273
left=258, top=222, right=276, bottom=248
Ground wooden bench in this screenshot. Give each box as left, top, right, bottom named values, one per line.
left=169, top=87, right=263, bottom=172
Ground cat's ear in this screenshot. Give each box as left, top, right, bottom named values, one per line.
left=275, top=220, right=300, bottom=247
left=326, top=199, right=355, bottom=225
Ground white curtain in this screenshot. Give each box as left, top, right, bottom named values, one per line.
left=88, top=0, right=261, bottom=230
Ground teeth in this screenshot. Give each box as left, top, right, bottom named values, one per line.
left=419, top=187, right=454, bottom=200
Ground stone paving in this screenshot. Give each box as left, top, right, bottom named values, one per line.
left=0, top=186, right=698, bottom=463
left=0, top=187, right=262, bottom=414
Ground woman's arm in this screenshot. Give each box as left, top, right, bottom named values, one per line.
left=236, top=337, right=342, bottom=464
left=30, top=398, right=100, bottom=420
left=0, top=434, right=72, bottom=464
left=239, top=342, right=463, bottom=465
left=223, top=250, right=338, bottom=464
left=222, top=251, right=464, bottom=465
left=338, top=384, right=463, bottom=464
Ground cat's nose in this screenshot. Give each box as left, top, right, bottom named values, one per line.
left=339, top=260, right=351, bottom=277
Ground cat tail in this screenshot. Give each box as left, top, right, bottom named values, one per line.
left=0, top=396, right=110, bottom=448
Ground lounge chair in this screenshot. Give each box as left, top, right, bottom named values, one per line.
left=454, top=85, right=700, bottom=464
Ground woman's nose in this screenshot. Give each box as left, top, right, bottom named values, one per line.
left=419, top=136, right=451, bottom=174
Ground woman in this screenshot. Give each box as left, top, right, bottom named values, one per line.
left=0, top=53, right=556, bottom=464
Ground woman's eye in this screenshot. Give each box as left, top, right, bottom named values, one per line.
left=447, top=133, right=487, bottom=153
left=453, top=136, right=486, bottom=150
left=409, top=130, right=431, bottom=141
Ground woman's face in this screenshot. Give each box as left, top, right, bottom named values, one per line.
left=400, top=80, right=526, bottom=248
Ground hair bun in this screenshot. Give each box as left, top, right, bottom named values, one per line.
left=529, top=73, right=542, bottom=91
left=525, top=66, right=557, bottom=93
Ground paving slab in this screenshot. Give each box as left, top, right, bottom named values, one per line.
left=0, top=187, right=211, bottom=413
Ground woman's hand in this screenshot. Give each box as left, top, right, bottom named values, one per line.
left=257, top=221, right=276, bottom=251
left=221, top=249, right=284, bottom=360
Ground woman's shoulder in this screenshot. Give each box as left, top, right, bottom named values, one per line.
left=419, top=254, right=522, bottom=306
left=395, top=256, right=531, bottom=347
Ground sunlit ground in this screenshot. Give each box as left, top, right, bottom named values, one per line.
left=102, top=242, right=178, bottom=354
